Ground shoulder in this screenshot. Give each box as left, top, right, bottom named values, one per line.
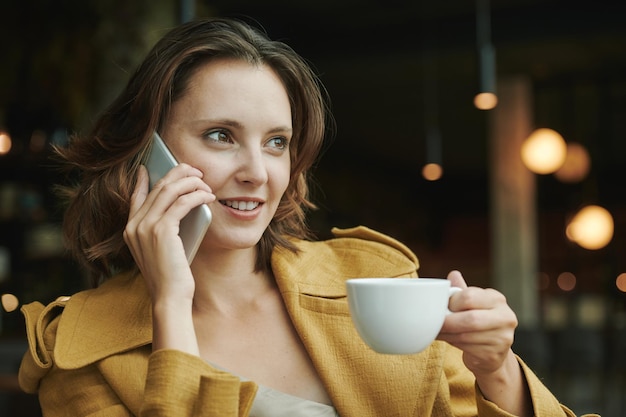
left=272, top=226, right=420, bottom=292
left=18, top=271, right=152, bottom=392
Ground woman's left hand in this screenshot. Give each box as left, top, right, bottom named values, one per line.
left=438, top=270, right=531, bottom=416
left=437, top=270, right=518, bottom=376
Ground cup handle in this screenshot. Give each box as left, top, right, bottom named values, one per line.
left=446, top=287, right=463, bottom=314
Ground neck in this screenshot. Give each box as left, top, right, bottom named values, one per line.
left=190, top=247, right=276, bottom=314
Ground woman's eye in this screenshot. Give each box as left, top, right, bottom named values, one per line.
left=267, top=136, right=288, bottom=150
left=206, top=129, right=231, bottom=143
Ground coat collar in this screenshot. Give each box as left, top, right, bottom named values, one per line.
left=273, top=225, right=419, bottom=296
left=272, top=226, right=438, bottom=417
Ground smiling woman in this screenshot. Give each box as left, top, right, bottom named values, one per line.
left=15, top=17, right=593, bottom=417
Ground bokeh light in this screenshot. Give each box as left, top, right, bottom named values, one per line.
left=473, top=92, right=498, bottom=110
left=1, top=293, right=19, bottom=312
left=0, top=131, right=12, bottom=155
left=557, top=272, right=577, bottom=291
left=616, top=273, right=626, bottom=293
left=520, top=128, right=567, bottom=174
left=422, top=163, right=443, bottom=181
left=554, top=142, right=591, bottom=183
left=566, top=205, right=614, bottom=250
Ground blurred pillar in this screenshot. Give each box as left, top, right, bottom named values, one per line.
left=488, top=76, right=539, bottom=327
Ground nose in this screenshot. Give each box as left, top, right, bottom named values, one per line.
left=235, top=146, right=269, bottom=185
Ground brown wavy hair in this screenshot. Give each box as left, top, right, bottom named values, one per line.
left=57, top=18, right=330, bottom=286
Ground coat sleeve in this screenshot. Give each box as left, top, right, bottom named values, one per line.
left=18, top=301, right=257, bottom=417
left=442, top=344, right=582, bottom=417
left=141, top=350, right=257, bottom=417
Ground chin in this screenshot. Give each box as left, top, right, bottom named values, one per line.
left=222, top=232, right=265, bottom=250
left=204, top=221, right=268, bottom=249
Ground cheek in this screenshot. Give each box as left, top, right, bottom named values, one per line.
left=182, top=153, right=224, bottom=187
left=271, top=160, right=291, bottom=197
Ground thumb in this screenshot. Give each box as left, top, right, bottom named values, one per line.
left=447, top=270, right=468, bottom=289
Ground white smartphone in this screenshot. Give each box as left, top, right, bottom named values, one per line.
left=145, top=132, right=212, bottom=264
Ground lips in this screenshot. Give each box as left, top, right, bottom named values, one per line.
left=220, top=200, right=261, bottom=211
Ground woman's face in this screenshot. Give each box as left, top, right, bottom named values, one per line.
left=160, top=58, right=292, bottom=253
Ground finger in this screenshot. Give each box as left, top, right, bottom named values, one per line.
left=132, top=165, right=213, bottom=227
left=125, top=166, right=150, bottom=258
left=447, top=271, right=468, bottom=313
left=132, top=178, right=213, bottom=260
left=438, top=324, right=515, bottom=346
left=442, top=308, right=501, bottom=334
left=440, top=305, right=518, bottom=335
left=144, top=176, right=214, bottom=223
left=152, top=163, right=210, bottom=192
left=448, top=286, right=507, bottom=314
left=447, top=270, right=468, bottom=289
left=439, top=337, right=508, bottom=361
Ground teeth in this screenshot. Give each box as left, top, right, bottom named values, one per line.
left=223, top=200, right=260, bottom=211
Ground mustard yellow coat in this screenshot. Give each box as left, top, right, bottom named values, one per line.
left=19, top=226, right=581, bottom=417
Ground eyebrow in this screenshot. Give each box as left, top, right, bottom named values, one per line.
left=207, top=118, right=293, bottom=135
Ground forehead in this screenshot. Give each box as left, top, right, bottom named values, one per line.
left=185, top=57, right=284, bottom=93
left=168, top=58, right=292, bottom=126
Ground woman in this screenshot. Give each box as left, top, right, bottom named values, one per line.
left=18, top=17, right=585, bottom=417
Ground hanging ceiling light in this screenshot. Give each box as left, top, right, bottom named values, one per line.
left=422, top=125, right=443, bottom=181
left=474, top=0, right=497, bottom=110
left=422, top=126, right=443, bottom=181
left=422, top=163, right=443, bottom=181
left=520, top=128, right=567, bottom=174
left=421, top=22, right=443, bottom=181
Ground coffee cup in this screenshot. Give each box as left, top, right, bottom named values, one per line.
left=346, top=278, right=461, bottom=355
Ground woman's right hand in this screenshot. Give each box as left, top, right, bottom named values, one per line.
left=124, top=164, right=215, bottom=303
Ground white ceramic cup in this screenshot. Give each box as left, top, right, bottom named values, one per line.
left=346, top=278, right=462, bottom=354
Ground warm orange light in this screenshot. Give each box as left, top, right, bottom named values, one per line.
left=616, top=273, right=626, bottom=293
left=422, top=163, right=443, bottom=181
left=554, top=143, right=591, bottom=183
left=473, top=92, right=498, bottom=110
left=557, top=272, right=576, bottom=291
left=1, top=293, right=19, bottom=312
left=0, top=131, right=11, bottom=155
left=520, top=128, right=567, bottom=174
left=566, top=205, right=614, bottom=250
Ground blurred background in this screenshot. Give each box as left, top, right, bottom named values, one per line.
left=1, top=0, right=625, bottom=415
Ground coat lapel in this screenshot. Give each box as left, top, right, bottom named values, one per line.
left=272, top=227, right=444, bottom=417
